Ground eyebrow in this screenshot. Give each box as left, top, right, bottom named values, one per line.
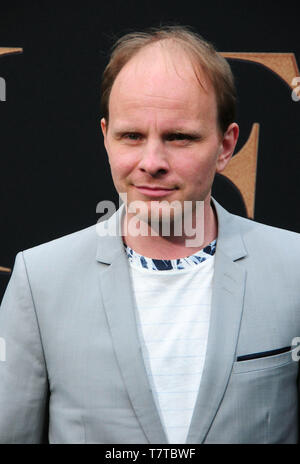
left=113, top=128, right=139, bottom=137
left=112, top=128, right=203, bottom=138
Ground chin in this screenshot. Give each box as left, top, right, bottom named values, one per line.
left=147, top=202, right=185, bottom=234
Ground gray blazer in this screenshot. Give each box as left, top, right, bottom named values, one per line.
left=0, top=199, right=300, bottom=444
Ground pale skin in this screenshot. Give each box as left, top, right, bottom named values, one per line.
left=101, top=40, right=239, bottom=259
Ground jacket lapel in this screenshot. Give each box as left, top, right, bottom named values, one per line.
left=186, top=199, right=247, bottom=443
left=96, top=206, right=168, bottom=444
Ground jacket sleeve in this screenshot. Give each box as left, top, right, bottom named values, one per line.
left=0, top=252, right=49, bottom=443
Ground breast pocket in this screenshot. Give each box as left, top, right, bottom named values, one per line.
left=233, top=346, right=299, bottom=374
left=206, top=347, right=299, bottom=443
left=227, top=346, right=299, bottom=443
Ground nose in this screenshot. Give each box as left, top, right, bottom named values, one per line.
left=138, top=139, right=169, bottom=176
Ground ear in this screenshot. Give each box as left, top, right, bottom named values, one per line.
left=216, top=123, right=239, bottom=173
left=101, top=117, right=108, bottom=149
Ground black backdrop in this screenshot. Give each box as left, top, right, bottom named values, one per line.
left=0, top=0, right=300, bottom=299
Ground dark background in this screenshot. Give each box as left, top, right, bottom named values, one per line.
left=0, top=0, right=299, bottom=299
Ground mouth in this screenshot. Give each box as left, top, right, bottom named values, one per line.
left=134, top=185, right=177, bottom=198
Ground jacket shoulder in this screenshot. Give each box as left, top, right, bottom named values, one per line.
left=233, top=213, right=299, bottom=239
left=22, top=225, right=98, bottom=269
left=231, top=213, right=300, bottom=258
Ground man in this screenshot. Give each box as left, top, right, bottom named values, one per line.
left=0, top=26, right=300, bottom=444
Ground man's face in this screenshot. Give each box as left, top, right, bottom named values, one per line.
left=101, top=42, right=237, bottom=225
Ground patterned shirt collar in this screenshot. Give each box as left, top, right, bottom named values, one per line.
left=124, top=239, right=217, bottom=271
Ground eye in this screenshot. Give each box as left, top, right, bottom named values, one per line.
left=123, top=132, right=142, bottom=141
left=165, top=133, right=199, bottom=143
left=166, top=133, right=187, bottom=141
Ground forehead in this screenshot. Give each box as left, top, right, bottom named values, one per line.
left=108, top=41, right=217, bottom=122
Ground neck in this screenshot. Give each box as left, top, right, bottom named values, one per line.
left=122, top=196, right=218, bottom=259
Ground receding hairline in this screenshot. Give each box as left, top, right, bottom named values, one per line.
left=101, top=26, right=237, bottom=134
left=111, top=38, right=213, bottom=95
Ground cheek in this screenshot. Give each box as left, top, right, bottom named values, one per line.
left=181, top=159, right=215, bottom=183
left=180, top=163, right=217, bottom=196
left=108, top=154, right=135, bottom=182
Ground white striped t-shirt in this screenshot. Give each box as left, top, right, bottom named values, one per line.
left=125, top=241, right=216, bottom=444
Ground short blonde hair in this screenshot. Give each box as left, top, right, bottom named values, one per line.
left=101, top=26, right=236, bottom=134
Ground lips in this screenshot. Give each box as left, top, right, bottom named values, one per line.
left=135, top=185, right=176, bottom=198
